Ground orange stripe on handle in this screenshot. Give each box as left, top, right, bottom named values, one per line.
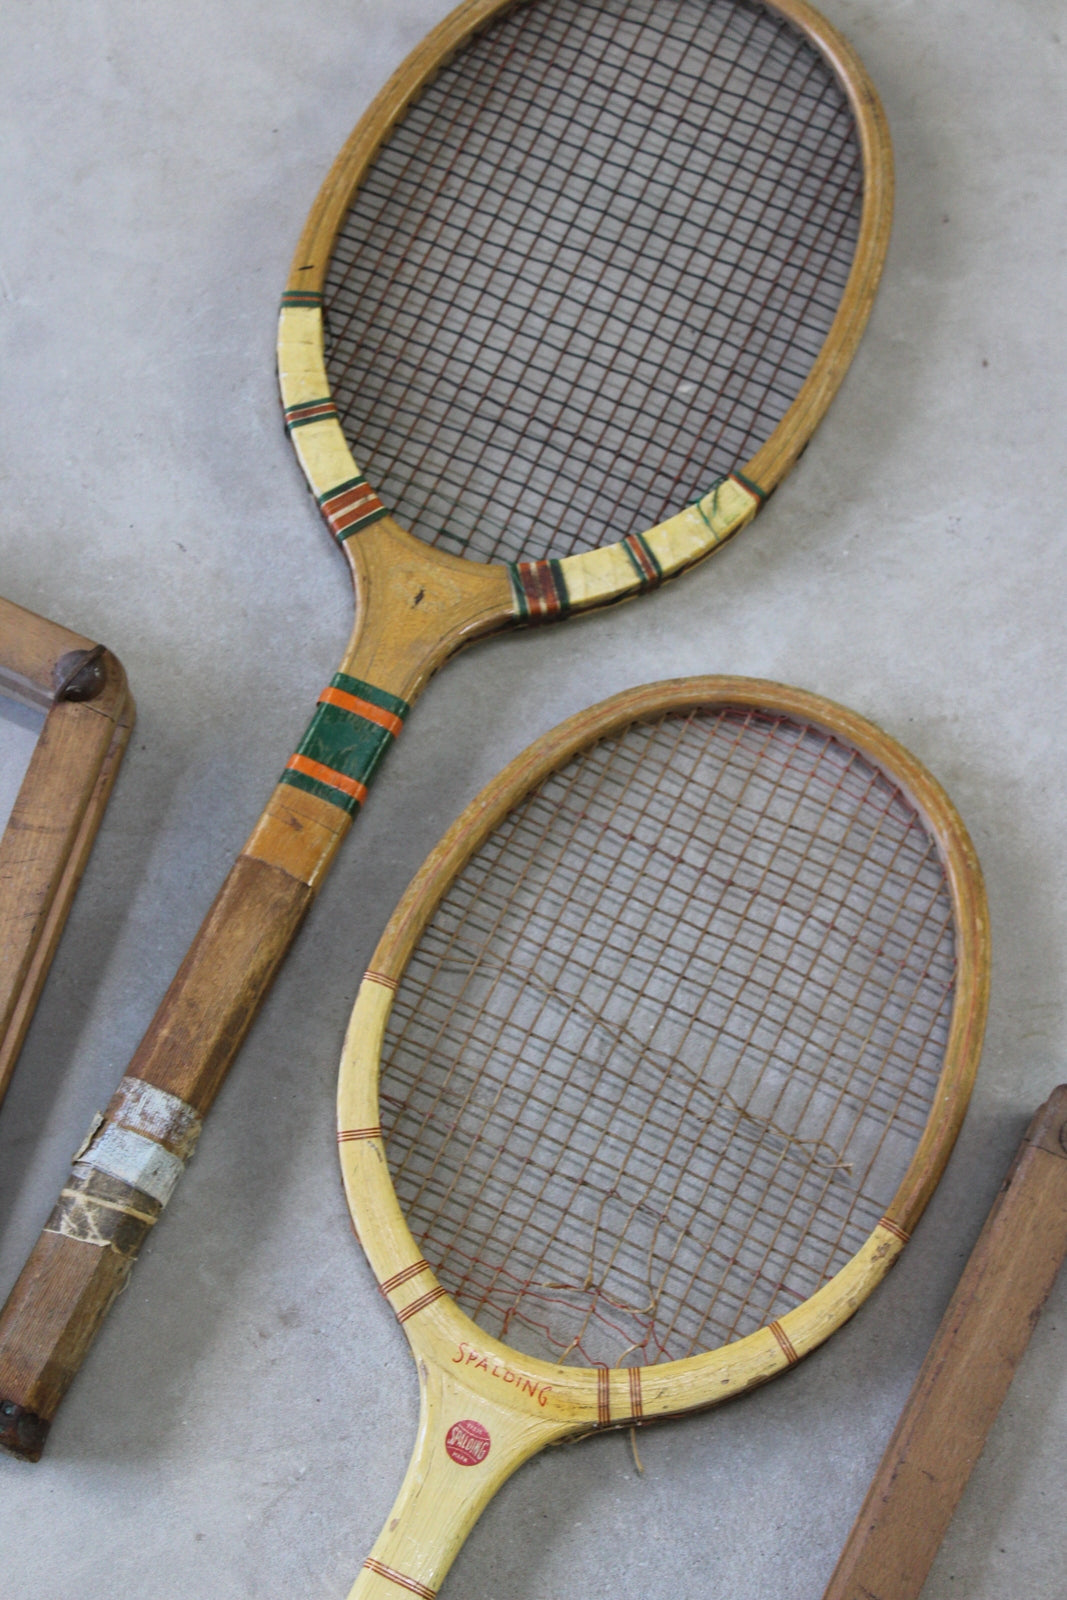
left=363, top=1559, right=436, bottom=1600
left=285, top=752, right=367, bottom=804
left=628, top=1366, right=644, bottom=1420
left=318, top=685, right=405, bottom=736
left=338, top=1126, right=383, bottom=1143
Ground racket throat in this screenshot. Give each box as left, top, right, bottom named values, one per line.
left=348, top=1356, right=570, bottom=1600
left=340, top=516, right=515, bottom=707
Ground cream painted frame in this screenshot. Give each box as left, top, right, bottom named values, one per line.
left=337, top=677, right=990, bottom=1600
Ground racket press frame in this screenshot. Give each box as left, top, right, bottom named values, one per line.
left=0, top=596, right=134, bottom=1110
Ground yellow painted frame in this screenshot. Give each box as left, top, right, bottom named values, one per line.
left=337, top=677, right=990, bottom=1600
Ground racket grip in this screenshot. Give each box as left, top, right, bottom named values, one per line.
left=822, top=1084, right=1067, bottom=1600
left=0, top=847, right=318, bottom=1461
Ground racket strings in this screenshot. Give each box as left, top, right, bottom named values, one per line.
left=329, top=0, right=857, bottom=563
left=379, top=710, right=957, bottom=1367
left=658, top=882, right=956, bottom=1356
left=576, top=748, right=949, bottom=1351
left=390, top=723, right=934, bottom=1350
left=323, top=0, right=863, bottom=564
left=425, top=726, right=940, bottom=1222
left=379, top=0, right=830, bottom=533
left=476, top=734, right=948, bottom=1356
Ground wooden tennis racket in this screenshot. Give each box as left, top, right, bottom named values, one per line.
left=0, top=0, right=892, bottom=1459
left=336, top=677, right=988, bottom=1600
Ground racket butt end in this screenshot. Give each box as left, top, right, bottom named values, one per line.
left=0, top=1227, right=134, bottom=1462
left=0, top=1398, right=49, bottom=1462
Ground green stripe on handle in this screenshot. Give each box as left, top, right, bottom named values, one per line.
left=281, top=673, right=410, bottom=815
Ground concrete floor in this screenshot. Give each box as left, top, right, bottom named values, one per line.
left=1, top=2, right=1065, bottom=1596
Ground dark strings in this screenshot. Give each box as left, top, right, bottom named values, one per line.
left=324, top=0, right=863, bottom=564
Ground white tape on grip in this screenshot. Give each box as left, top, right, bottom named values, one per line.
left=73, top=1079, right=203, bottom=1207
left=74, top=1124, right=186, bottom=1207
left=109, top=1076, right=202, bottom=1161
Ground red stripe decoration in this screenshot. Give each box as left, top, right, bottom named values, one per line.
left=337, top=1126, right=383, bottom=1143
left=509, top=558, right=568, bottom=622
left=379, top=1260, right=432, bottom=1295
left=770, top=1320, right=800, bottom=1366
left=284, top=397, right=338, bottom=431
left=362, top=1559, right=436, bottom=1600
left=320, top=477, right=387, bottom=540
left=628, top=1366, right=644, bottom=1421
left=879, top=1214, right=911, bottom=1244
left=285, top=752, right=368, bottom=805
left=365, top=969, right=399, bottom=991
left=319, top=685, right=405, bottom=737
left=597, top=1367, right=611, bottom=1426
left=396, top=1285, right=448, bottom=1325
left=621, top=531, right=662, bottom=588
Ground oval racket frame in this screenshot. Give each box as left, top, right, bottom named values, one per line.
left=279, top=0, right=893, bottom=683
left=0, top=2, right=898, bottom=1465
left=338, top=677, right=989, bottom=1576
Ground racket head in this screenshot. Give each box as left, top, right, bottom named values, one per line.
left=338, top=678, right=989, bottom=1433
left=281, top=0, right=893, bottom=619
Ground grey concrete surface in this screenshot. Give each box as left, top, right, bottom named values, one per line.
left=1, top=2, right=1065, bottom=1597
left=0, top=700, right=44, bottom=831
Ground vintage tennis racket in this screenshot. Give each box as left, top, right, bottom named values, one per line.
left=0, top=0, right=892, bottom=1459
left=337, top=677, right=989, bottom=1600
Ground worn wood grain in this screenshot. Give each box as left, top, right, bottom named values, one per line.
left=822, top=1085, right=1067, bottom=1600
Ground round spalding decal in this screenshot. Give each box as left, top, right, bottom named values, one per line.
left=445, top=1419, right=491, bottom=1466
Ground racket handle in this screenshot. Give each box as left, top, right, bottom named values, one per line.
left=822, top=1083, right=1067, bottom=1600
left=0, top=840, right=323, bottom=1461
left=346, top=1355, right=563, bottom=1600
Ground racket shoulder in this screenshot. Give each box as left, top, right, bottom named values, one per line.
left=538, top=477, right=764, bottom=622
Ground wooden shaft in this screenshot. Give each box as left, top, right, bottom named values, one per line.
left=0, top=850, right=314, bottom=1459
left=122, top=853, right=314, bottom=1114
left=822, top=1084, right=1067, bottom=1600
left=0, top=539, right=511, bottom=1463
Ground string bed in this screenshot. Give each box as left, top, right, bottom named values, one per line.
left=379, top=708, right=957, bottom=1369
left=324, top=0, right=863, bottom=565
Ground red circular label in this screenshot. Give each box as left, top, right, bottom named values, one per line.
left=445, top=1418, right=491, bottom=1467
